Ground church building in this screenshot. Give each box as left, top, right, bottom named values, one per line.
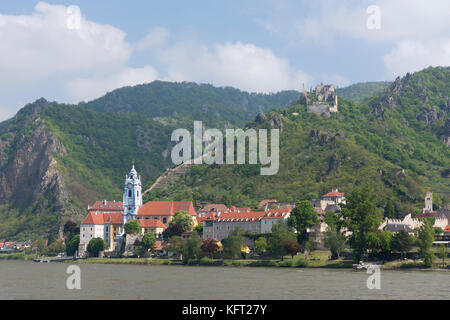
left=78, top=164, right=197, bottom=257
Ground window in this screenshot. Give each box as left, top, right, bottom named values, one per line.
left=128, top=190, right=132, bottom=197
left=163, top=218, right=167, bottom=224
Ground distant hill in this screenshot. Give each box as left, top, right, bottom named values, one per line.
left=146, top=68, right=450, bottom=214
left=337, top=81, right=391, bottom=102
left=0, top=67, right=448, bottom=240
left=83, top=81, right=300, bottom=128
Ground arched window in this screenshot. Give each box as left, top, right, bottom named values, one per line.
left=128, top=190, right=132, bottom=197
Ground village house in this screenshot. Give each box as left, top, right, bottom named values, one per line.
left=202, top=209, right=291, bottom=241
left=318, top=189, right=346, bottom=211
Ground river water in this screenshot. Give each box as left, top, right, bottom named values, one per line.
left=0, top=260, right=448, bottom=299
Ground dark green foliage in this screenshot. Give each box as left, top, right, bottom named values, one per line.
left=417, top=218, right=435, bottom=267
left=66, top=234, right=80, bottom=256
left=323, top=227, right=346, bottom=259
left=288, top=200, right=319, bottom=244
left=181, top=231, right=202, bottom=261
left=87, top=237, right=106, bottom=257
left=221, top=227, right=246, bottom=259
left=337, top=81, right=391, bottom=102
left=124, top=220, right=140, bottom=235
left=341, top=186, right=383, bottom=261
left=391, top=230, right=413, bottom=259
left=150, top=68, right=449, bottom=213
left=142, top=232, right=157, bottom=251
left=170, top=211, right=193, bottom=232
left=0, top=67, right=448, bottom=241
left=84, top=81, right=299, bottom=128
left=268, top=221, right=297, bottom=259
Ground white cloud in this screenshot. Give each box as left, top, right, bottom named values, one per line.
left=383, top=39, right=450, bottom=78
left=136, top=27, right=169, bottom=52
left=294, top=0, right=450, bottom=43
left=0, top=2, right=131, bottom=85
left=0, top=2, right=313, bottom=120
left=66, top=66, right=159, bottom=102
left=289, top=0, right=450, bottom=79
left=161, top=41, right=311, bottom=93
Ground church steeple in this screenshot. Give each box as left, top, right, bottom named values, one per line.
left=121, top=163, right=143, bottom=233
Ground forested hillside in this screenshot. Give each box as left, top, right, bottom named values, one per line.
left=0, top=67, right=448, bottom=240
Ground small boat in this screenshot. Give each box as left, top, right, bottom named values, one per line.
left=352, top=261, right=373, bottom=270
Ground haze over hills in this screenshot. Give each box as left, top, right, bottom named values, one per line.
left=0, top=67, right=448, bottom=240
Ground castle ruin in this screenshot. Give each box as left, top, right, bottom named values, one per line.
left=300, top=83, right=338, bottom=117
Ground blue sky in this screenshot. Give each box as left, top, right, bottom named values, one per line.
left=0, top=0, right=449, bottom=120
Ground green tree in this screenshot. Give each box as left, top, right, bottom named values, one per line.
left=221, top=228, right=245, bottom=259
left=164, top=235, right=183, bottom=258
left=36, top=238, right=48, bottom=256
left=254, top=237, right=268, bottom=256
left=340, top=186, right=383, bottom=261
left=384, top=199, right=395, bottom=219
left=46, top=240, right=66, bottom=256
left=124, top=220, right=140, bottom=235
left=268, top=221, right=297, bottom=259
left=142, top=232, right=157, bottom=253
left=287, top=200, right=319, bottom=244
left=417, top=218, right=435, bottom=267
left=439, top=244, right=447, bottom=268
left=170, top=211, right=193, bottom=233
left=66, top=234, right=80, bottom=256
left=391, top=230, right=413, bottom=260
left=87, top=238, right=106, bottom=257
left=182, top=231, right=202, bottom=261
left=323, top=227, right=346, bottom=259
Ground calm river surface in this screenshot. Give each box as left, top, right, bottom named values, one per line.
left=0, top=260, right=448, bottom=299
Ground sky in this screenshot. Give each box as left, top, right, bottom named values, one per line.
left=0, top=0, right=449, bottom=120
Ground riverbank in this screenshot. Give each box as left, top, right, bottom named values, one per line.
left=0, top=253, right=36, bottom=260
left=4, top=251, right=447, bottom=270
left=72, top=256, right=449, bottom=271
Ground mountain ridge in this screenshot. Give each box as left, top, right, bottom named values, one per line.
left=0, top=67, right=448, bottom=240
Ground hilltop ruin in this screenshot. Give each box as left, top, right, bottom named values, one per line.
left=299, top=83, right=338, bottom=117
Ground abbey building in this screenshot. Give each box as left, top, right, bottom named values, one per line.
left=78, top=164, right=197, bottom=257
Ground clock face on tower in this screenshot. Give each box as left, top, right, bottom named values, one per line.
left=127, top=183, right=132, bottom=188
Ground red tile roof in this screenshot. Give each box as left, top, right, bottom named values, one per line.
left=258, top=199, right=278, bottom=207
left=229, top=206, right=251, bottom=212
left=138, top=201, right=197, bottom=217
left=322, top=189, right=345, bottom=198
left=104, top=212, right=123, bottom=225
left=138, top=219, right=167, bottom=229
left=197, top=212, right=218, bottom=224
left=199, top=204, right=229, bottom=213
left=213, top=209, right=291, bottom=222
left=81, top=212, right=106, bottom=225
left=154, top=241, right=163, bottom=251
left=88, top=200, right=123, bottom=212
left=82, top=212, right=123, bottom=225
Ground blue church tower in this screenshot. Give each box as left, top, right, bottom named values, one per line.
left=121, top=163, right=143, bottom=234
